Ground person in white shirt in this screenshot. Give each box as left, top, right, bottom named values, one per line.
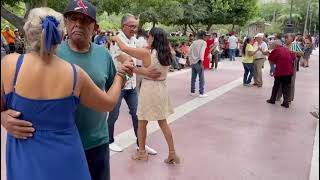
left=107, top=14, right=158, bottom=155
left=135, top=28, right=148, bottom=93
left=188, top=31, right=208, bottom=98
left=209, top=32, right=220, bottom=69
left=228, top=32, right=238, bottom=61
left=253, top=33, right=269, bottom=87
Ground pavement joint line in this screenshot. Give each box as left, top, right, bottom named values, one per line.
left=110, top=77, right=243, bottom=156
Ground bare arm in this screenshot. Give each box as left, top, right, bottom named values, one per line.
left=116, top=53, right=132, bottom=64
left=292, top=50, right=304, bottom=57
left=78, top=65, right=129, bottom=112
left=133, top=66, right=161, bottom=79
left=112, top=36, right=152, bottom=67
left=1, top=57, right=34, bottom=139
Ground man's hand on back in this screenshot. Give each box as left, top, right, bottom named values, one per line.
left=1, top=109, right=35, bottom=139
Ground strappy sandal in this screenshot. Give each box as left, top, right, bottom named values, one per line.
left=132, top=150, right=148, bottom=161
left=164, top=151, right=180, bottom=165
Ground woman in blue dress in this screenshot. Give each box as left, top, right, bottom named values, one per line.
left=0, top=7, right=133, bottom=180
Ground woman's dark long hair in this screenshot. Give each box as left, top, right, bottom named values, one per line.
left=149, top=27, right=173, bottom=66
left=242, top=37, right=252, bottom=55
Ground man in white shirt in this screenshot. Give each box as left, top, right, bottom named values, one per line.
left=107, top=14, right=157, bottom=155
left=188, top=31, right=208, bottom=98
left=253, top=33, right=269, bottom=87
left=228, top=32, right=238, bottom=61
left=134, top=28, right=148, bottom=93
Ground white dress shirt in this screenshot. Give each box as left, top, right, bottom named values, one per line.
left=113, top=31, right=137, bottom=90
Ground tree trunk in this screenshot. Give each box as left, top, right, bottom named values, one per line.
left=1, top=5, right=24, bottom=32
left=183, top=24, right=187, bottom=35
left=231, top=23, right=235, bottom=32
left=206, top=23, right=213, bottom=32
left=188, top=24, right=196, bottom=34
left=152, top=21, right=156, bottom=28
left=1, top=0, right=48, bottom=33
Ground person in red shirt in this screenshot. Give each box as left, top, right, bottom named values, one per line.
left=266, top=40, right=295, bottom=108
left=203, top=33, right=214, bottom=69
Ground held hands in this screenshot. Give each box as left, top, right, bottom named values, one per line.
left=116, top=59, right=134, bottom=82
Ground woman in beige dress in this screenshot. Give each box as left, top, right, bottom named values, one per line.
left=112, top=27, right=180, bottom=164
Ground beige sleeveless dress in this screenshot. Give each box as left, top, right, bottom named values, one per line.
left=137, top=50, right=174, bottom=121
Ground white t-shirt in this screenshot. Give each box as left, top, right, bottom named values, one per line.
left=228, top=35, right=238, bottom=49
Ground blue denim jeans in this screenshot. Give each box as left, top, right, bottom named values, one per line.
left=175, top=56, right=181, bottom=69
left=107, top=88, right=138, bottom=145
left=229, top=49, right=236, bottom=61
left=243, top=63, right=254, bottom=84
left=191, top=62, right=205, bottom=94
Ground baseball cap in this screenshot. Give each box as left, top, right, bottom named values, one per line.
left=64, top=0, right=97, bottom=22
left=255, top=33, right=264, bottom=38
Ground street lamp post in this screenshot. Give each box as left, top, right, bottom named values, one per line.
left=309, top=6, right=313, bottom=35
left=289, top=0, right=293, bottom=24
left=304, top=0, right=312, bottom=35
left=285, top=0, right=294, bottom=33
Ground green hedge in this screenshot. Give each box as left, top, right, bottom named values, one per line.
left=167, top=36, right=189, bottom=45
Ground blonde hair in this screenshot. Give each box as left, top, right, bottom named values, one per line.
left=23, top=7, right=65, bottom=56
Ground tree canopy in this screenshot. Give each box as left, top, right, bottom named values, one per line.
left=1, top=0, right=318, bottom=35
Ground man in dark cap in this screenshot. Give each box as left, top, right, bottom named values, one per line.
left=1, top=2, right=161, bottom=180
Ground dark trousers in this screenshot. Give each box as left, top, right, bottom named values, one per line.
left=85, top=144, right=110, bottom=180
left=211, top=52, right=219, bottom=69
left=107, top=88, right=138, bottom=145
left=269, top=75, right=292, bottom=105
left=8, top=43, right=15, bottom=53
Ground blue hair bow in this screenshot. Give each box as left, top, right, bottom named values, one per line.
left=42, top=16, right=62, bottom=54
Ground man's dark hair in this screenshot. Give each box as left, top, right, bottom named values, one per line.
left=197, top=31, right=206, bottom=39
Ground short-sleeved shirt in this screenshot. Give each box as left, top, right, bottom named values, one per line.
left=243, top=44, right=254, bottom=63
left=56, top=40, right=116, bottom=150
left=188, top=39, right=207, bottom=64
left=228, top=35, right=238, bottom=49
left=253, top=41, right=268, bottom=59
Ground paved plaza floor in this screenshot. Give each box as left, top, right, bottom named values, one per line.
left=2, top=49, right=319, bottom=180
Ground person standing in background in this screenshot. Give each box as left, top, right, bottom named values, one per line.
left=203, top=33, right=212, bottom=69
left=188, top=31, right=208, bottom=98
left=210, top=32, right=220, bottom=70
left=2, top=25, right=16, bottom=53
left=228, top=32, right=238, bottom=61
